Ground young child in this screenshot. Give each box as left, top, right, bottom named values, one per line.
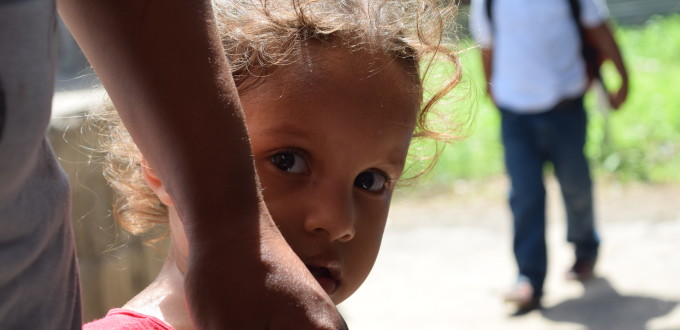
left=85, top=0, right=461, bottom=328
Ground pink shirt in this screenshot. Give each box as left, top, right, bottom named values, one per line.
left=83, top=308, right=172, bottom=330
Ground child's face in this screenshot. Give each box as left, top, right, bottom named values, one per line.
left=239, top=44, right=420, bottom=303
left=160, top=44, right=420, bottom=304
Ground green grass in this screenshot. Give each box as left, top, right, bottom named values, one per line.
left=407, top=14, right=680, bottom=190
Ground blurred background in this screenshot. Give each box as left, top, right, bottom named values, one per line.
left=50, top=0, right=680, bottom=327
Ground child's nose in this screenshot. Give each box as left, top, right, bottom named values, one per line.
left=304, top=184, right=356, bottom=243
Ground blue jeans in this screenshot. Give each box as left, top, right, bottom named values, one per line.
left=499, top=97, right=600, bottom=298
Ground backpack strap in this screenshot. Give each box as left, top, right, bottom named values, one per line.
left=485, top=0, right=494, bottom=24
left=567, top=0, right=605, bottom=85
left=567, top=0, right=582, bottom=25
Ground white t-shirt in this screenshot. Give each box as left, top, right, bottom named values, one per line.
left=469, top=0, right=609, bottom=113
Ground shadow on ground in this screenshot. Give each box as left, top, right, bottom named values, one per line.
left=542, top=277, right=678, bottom=330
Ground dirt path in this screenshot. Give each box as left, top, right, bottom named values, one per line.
left=339, top=178, right=680, bottom=329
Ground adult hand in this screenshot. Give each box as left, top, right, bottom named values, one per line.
left=608, top=78, right=628, bottom=110
left=184, top=206, right=347, bottom=329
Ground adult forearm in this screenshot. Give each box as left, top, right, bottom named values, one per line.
left=587, top=22, right=629, bottom=108
left=589, top=22, right=628, bottom=82
left=58, top=0, right=259, bottom=235
left=480, top=47, right=494, bottom=100
left=481, top=47, right=493, bottom=86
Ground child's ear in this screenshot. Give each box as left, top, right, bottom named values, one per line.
left=141, top=158, right=175, bottom=207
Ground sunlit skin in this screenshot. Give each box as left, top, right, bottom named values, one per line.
left=129, top=43, right=420, bottom=327
left=242, top=44, right=420, bottom=303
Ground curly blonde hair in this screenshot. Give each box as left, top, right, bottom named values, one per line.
left=99, top=0, right=463, bottom=239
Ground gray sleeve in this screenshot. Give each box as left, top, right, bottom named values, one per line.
left=0, top=0, right=82, bottom=328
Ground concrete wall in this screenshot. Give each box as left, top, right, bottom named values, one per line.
left=607, top=0, right=680, bottom=25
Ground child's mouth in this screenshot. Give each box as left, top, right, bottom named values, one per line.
left=307, top=265, right=338, bottom=295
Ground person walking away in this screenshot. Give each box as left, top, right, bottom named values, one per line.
left=469, top=0, right=629, bottom=314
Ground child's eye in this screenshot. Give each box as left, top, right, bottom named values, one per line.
left=354, top=170, right=388, bottom=192
left=270, top=152, right=308, bottom=174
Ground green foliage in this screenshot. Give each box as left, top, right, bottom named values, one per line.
left=408, top=15, right=680, bottom=188
left=588, top=15, right=680, bottom=182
